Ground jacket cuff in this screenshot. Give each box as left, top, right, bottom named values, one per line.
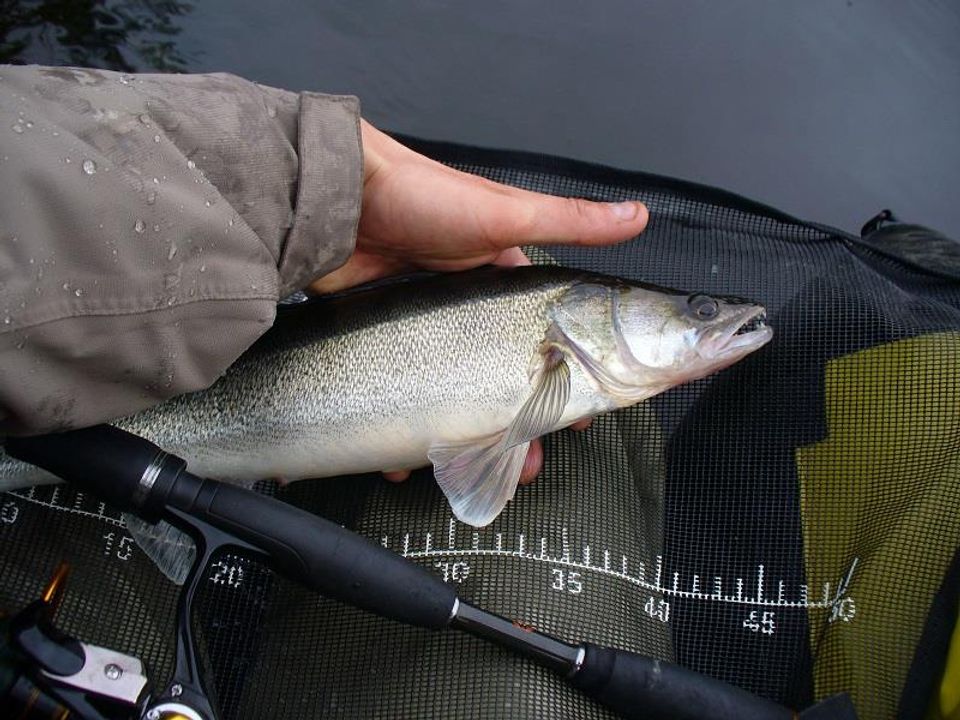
left=278, top=93, right=362, bottom=297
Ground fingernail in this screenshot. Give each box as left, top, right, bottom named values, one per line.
left=609, top=201, right=639, bottom=221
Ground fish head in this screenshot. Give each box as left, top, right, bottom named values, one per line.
left=550, top=280, right=773, bottom=403
left=617, top=286, right=773, bottom=378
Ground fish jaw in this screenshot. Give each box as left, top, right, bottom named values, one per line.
left=692, top=304, right=773, bottom=374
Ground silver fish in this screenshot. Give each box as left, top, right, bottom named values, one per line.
left=0, top=266, right=772, bottom=526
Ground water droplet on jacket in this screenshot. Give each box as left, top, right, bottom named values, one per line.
left=52, top=130, right=59, bottom=137
left=138, top=114, right=151, bottom=125
left=168, top=244, right=177, bottom=260
left=134, top=219, right=145, bottom=233
left=146, top=191, right=157, bottom=205
left=199, top=264, right=206, bottom=273
left=267, top=106, right=277, bottom=118
left=204, top=200, right=212, bottom=208
left=153, top=224, right=160, bottom=233
left=187, top=159, right=196, bottom=170
left=3, top=314, right=10, bottom=325
left=28, top=257, right=34, bottom=264
left=153, top=134, right=161, bottom=143
left=710, top=264, right=719, bottom=274
left=119, top=74, right=132, bottom=85
left=25, top=120, right=33, bottom=128
left=82, top=159, right=97, bottom=175
left=16, top=340, right=25, bottom=350
left=74, top=288, right=83, bottom=297
left=153, top=177, right=160, bottom=184
left=228, top=217, right=235, bottom=227
left=64, top=157, right=71, bottom=164
left=166, top=297, right=176, bottom=306
left=62, top=282, right=70, bottom=291
left=11, top=123, right=24, bottom=134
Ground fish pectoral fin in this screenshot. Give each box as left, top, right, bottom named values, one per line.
left=503, top=351, right=571, bottom=449
left=429, top=353, right=570, bottom=527
left=429, top=434, right=529, bottom=528
left=123, top=513, right=196, bottom=585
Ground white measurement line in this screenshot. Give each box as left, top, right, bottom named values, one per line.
left=7, top=490, right=124, bottom=527
left=401, top=547, right=838, bottom=609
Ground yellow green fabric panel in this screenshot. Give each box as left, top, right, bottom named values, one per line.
left=932, top=606, right=960, bottom=719
left=795, top=332, right=960, bottom=719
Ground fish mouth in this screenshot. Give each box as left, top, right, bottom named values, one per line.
left=709, top=306, right=773, bottom=359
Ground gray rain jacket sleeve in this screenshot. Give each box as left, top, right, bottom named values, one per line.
left=0, top=66, right=362, bottom=435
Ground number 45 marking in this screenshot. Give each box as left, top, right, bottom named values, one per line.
left=743, top=610, right=776, bottom=635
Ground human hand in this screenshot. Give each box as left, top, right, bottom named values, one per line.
left=313, top=121, right=648, bottom=485
left=310, top=120, right=648, bottom=293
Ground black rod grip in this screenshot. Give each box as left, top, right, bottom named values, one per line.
left=6, top=424, right=457, bottom=629
left=4, top=425, right=183, bottom=522
left=569, top=644, right=795, bottom=720
left=177, top=479, right=458, bottom=629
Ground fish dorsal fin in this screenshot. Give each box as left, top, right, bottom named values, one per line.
left=430, top=353, right=572, bottom=527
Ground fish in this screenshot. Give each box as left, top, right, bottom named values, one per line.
left=0, top=265, right=772, bottom=528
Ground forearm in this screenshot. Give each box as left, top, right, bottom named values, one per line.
left=0, top=65, right=362, bottom=435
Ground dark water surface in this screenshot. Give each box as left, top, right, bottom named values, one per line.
left=5, top=0, right=959, bottom=237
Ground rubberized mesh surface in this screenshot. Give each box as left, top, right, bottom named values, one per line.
left=2, top=138, right=958, bottom=719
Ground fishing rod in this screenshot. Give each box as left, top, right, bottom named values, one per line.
left=5, top=425, right=855, bottom=720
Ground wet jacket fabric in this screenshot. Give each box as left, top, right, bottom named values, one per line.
left=0, top=66, right=362, bottom=436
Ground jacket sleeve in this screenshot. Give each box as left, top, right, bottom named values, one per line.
left=0, top=65, right=362, bottom=436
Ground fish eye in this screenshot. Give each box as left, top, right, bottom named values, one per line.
left=688, top=294, right=719, bottom=320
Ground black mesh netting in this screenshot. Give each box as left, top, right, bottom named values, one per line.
left=2, top=138, right=958, bottom=720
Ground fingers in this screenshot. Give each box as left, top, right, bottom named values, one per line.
left=518, top=439, right=543, bottom=485
left=383, top=469, right=411, bottom=483
left=516, top=195, right=649, bottom=248
left=382, top=422, right=590, bottom=489
left=492, top=247, right=532, bottom=268
left=383, top=441, right=543, bottom=488
left=473, top=176, right=648, bottom=250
